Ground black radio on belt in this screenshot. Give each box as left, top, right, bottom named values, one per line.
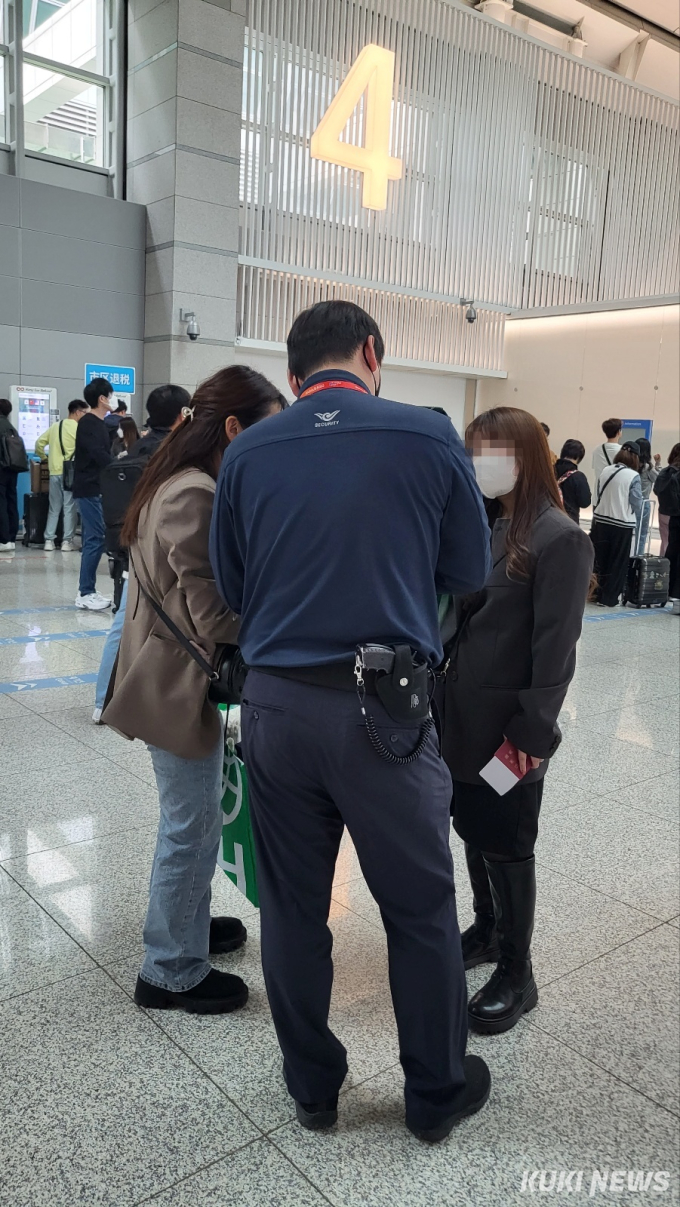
left=354, top=644, right=434, bottom=765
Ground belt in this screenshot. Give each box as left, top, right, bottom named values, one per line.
left=256, top=663, right=380, bottom=694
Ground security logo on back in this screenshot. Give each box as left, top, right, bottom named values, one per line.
left=314, top=411, right=340, bottom=427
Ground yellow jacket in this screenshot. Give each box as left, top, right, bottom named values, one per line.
left=35, top=419, right=78, bottom=476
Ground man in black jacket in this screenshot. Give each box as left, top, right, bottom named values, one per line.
left=72, top=378, right=114, bottom=610
left=129, top=384, right=190, bottom=462
left=555, top=439, right=592, bottom=525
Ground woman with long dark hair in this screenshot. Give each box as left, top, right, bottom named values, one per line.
left=442, top=407, right=593, bottom=1034
left=635, top=437, right=660, bottom=555
left=104, top=365, right=285, bottom=1015
left=591, top=442, right=643, bottom=606
left=112, top=414, right=140, bottom=458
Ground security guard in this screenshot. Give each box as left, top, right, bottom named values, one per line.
left=210, top=300, right=492, bottom=1142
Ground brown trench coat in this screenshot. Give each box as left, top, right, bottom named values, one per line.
left=102, top=468, right=239, bottom=759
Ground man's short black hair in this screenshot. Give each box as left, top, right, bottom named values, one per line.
left=287, top=300, right=385, bottom=383
left=146, top=384, right=191, bottom=430
left=68, top=399, right=88, bottom=415
left=84, top=377, right=114, bottom=408
left=602, top=417, right=622, bottom=440
left=560, top=439, right=585, bottom=463
left=0, top=398, right=12, bottom=417
left=540, top=422, right=550, bottom=437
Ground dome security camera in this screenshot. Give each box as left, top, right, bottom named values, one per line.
left=180, top=308, right=200, bottom=341
left=465, top=304, right=477, bottom=324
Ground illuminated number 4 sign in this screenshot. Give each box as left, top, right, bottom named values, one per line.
left=311, top=44, right=403, bottom=211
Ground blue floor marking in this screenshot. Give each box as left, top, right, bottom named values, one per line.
left=0, top=606, right=76, bottom=615
left=582, top=608, right=671, bottom=623
left=0, top=630, right=109, bottom=647
left=0, top=673, right=98, bottom=695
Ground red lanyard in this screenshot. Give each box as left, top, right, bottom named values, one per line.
left=299, top=379, right=368, bottom=399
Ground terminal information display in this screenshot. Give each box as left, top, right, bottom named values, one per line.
left=14, top=388, right=51, bottom=452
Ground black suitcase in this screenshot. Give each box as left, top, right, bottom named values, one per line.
left=624, top=555, right=670, bottom=608
left=22, top=493, right=63, bottom=547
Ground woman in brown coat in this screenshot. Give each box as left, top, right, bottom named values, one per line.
left=104, top=366, right=285, bottom=1014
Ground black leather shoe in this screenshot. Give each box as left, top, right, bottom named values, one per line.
left=295, top=1096, right=339, bottom=1130
left=406, top=1055, right=491, bottom=1142
left=468, top=958, right=538, bottom=1033
left=467, top=855, right=538, bottom=1034
left=134, top=967, right=248, bottom=1014
left=209, top=916, right=248, bottom=954
left=461, top=919, right=500, bottom=970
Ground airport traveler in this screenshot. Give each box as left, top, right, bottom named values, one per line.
left=0, top=399, right=23, bottom=551
left=94, top=387, right=192, bottom=718
left=130, top=385, right=191, bottom=462
left=591, top=418, right=623, bottom=482
left=654, top=444, right=680, bottom=610
left=442, top=407, right=593, bottom=1035
left=72, top=378, right=115, bottom=610
left=103, top=366, right=286, bottom=1014
left=591, top=443, right=644, bottom=607
left=635, top=438, right=660, bottom=555
left=554, top=439, right=592, bottom=524
left=104, top=399, right=128, bottom=442
left=36, top=399, right=89, bottom=551
left=210, top=299, right=493, bottom=1142
left=540, top=422, right=558, bottom=464
left=112, top=416, right=140, bottom=458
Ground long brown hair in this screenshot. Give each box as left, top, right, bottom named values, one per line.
left=121, top=366, right=286, bottom=546
left=466, top=406, right=564, bottom=580
left=118, top=415, right=140, bottom=453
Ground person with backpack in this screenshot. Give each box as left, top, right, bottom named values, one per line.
left=654, top=443, right=680, bottom=612
left=0, top=398, right=28, bottom=551
left=35, top=399, right=89, bottom=552
left=591, top=442, right=643, bottom=606
left=554, top=439, right=592, bottom=524
left=591, top=418, right=623, bottom=484
left=93, top=386, right=190, bottom=723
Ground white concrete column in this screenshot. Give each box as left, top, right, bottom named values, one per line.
left=126, top=0, right=245, bottom=398
left=475, top=0, right=514, bottom=24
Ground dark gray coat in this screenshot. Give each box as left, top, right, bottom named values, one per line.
left=442, top=505, right=594, bottom=785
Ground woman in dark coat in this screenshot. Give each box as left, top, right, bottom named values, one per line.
left=442, top=407, right=593, bottom=1035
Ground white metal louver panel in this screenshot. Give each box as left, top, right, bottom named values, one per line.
left=238, top=0, right=679, bottom=368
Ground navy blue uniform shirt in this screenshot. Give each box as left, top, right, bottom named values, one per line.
left=210, top=371, right=491, bottom=667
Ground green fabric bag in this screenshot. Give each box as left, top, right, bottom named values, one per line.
left=217, top=733, right=260, bottom=909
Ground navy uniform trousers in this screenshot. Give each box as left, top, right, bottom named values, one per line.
left=241, top=669, right=469, bottom=1132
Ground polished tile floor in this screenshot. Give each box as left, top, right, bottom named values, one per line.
left=0, top=546, right=678, bottom=1206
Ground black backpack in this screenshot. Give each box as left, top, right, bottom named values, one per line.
left=100, top=457, right=147, bottom=554
left=0, top=429, right=29, bottom=473
left=653, top=466, right=680, bottom=517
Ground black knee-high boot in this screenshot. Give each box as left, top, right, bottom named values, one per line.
left=467, top=856, right=538, bottom=1034
left=460, top=843, right=501, bottom=971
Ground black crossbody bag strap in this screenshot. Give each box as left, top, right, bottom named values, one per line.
left=602, top=443, right=612, bottom=466
left=129, top=551, right=218, bottom=683
left=596, top=464, right=625, bottom=508
left=58, top=422, right=66, bottom=459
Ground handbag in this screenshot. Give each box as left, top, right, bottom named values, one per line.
left=130, top=552, right=247, bottom=706
left=0, top=430, right=29, bottom=473
left=217, top=733, right=259, bottom=907
left=59, top=422, right=76, bottom=491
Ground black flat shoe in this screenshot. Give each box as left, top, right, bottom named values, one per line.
left=209, top=916, right=248, bottom=954
left=467, top=959, right=538, bottom=1034
left=407, top=1055, right=491, bottom=1142
left=295, top=1096, right=339, bottom=1130
left=134, top=967, right=248, bottom=1014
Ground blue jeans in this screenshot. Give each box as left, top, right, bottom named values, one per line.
left=46, top=474, right=78, bottom=542
left=140, top=732, right=224, bottom=991
left=95, top=579, right=127, bottom=709
left=76, top=495, right=106, bottom=595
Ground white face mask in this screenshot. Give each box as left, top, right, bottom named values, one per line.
left=472, top=453, right=518, bottom=499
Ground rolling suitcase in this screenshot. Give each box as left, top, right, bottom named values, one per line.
left=22, top=493, right=63, bottom=547
left=623, top=554, right=670, bottom=608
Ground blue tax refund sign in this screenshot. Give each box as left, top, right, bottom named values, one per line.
left=84, top=364, right=136, bottom=394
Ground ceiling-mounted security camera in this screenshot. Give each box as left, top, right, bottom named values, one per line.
left=180, top=308, right=201, bottom=341
left=460, top=298, right=477, bottom=324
